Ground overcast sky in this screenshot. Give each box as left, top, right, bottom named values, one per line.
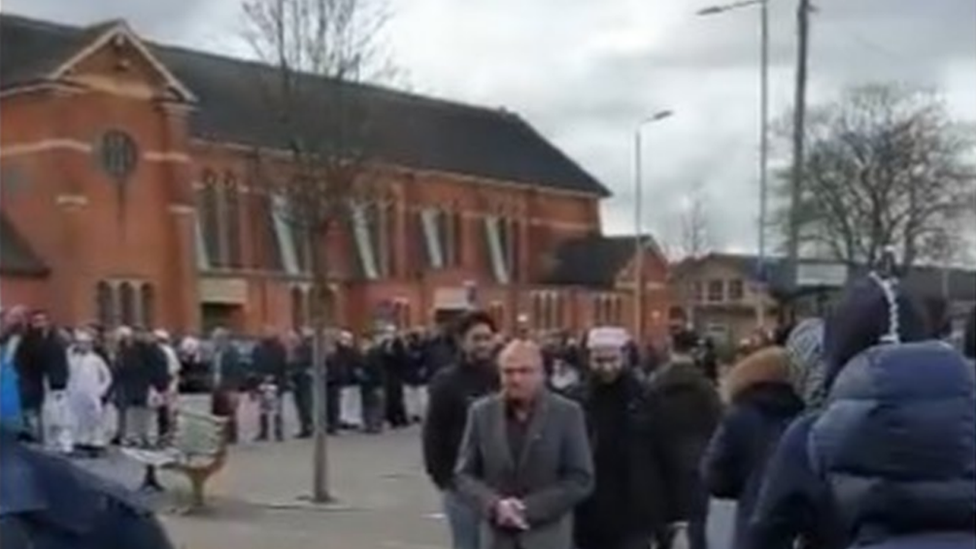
left=6, top=0, right=975, bottom=253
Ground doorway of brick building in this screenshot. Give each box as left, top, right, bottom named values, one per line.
left=200, top=303, right=244, bottom=335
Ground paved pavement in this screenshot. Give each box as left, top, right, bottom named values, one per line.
left=80, top=396, right=734, bottom=549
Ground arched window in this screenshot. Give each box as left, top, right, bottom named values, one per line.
left=553, top=293, right=563, bottom=330
left=532, top=293, right=543, bottom=330
left=198, top=171, right=221, bottom=267
left=543, top=294, right=555, bottom=330
left=119, top=282, right=137, bottom=327
left=96, top=281, right=114, bottom=327
left=291, top=286, right=306, bottom=330
left=224, top=172, right=242, bottom=268
left=139, top=284, right=155, bottom=328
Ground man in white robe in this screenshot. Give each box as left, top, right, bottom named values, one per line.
left=67, top=329, right=112, bottom=457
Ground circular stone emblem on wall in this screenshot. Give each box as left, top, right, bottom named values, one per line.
left=97, top=130, right=139, bottom=179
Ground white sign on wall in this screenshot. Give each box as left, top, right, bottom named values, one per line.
left=796, top=262, right=849, bottom=288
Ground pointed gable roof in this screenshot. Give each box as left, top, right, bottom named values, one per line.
left=48, top=18, right=197, bottom=102
left=545, top=234, right=658, bottom=288
left=1, top=14, right=195, bottom=102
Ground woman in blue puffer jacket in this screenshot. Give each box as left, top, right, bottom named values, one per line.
left=810, top=341, right=976, bottom=549
left=700, top=346, right=804, bottom=549
left=749, top=273, right=932, bottom=549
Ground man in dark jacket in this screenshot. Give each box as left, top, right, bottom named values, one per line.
left=382, top=332, right=410, bottom=429
left=402, top=330, right=429, bottom=423
left=750, top=273, right=932, bottom=549
left=252, top=328, right=289, bottom=441
left=115, top=328, right=169, bottom=448
left=288, top=330, right=314, bottom=438
left=0, top=426, right=174, bottom=549
left=569, top=327, right=666, bottom=549
left=422, top=310, right=499, bottom=549
left=15, top=310, right=69, bottom=443
left=648, top=328, right=722, bottom=549
left=330, top=331, right=360, bottom=433
left=210, top=328, right=245, bottom=444
left=810, top=342, right=975, bottom=549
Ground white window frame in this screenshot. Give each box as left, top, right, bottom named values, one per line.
left=271, top=194, right=302, bottom=276
left=194, top=215, right=211, bottom=271
left=420, top=208, right=445, bottom=269
left=484, top=215, right=510, bottom=284
left=351, top=202, right=379, bottom=280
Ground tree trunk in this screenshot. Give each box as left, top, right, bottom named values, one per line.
left=309, top=227, right=333, bottom=503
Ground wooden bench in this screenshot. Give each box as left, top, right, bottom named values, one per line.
left=122, top=409, right=229, bottom=513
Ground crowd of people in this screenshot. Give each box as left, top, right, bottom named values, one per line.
left=423, top=272, right=976, bottom=549
left=1, top=267, right=975, bottom=549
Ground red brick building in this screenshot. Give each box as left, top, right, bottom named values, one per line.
left=0, top=14, right=670, bottom=341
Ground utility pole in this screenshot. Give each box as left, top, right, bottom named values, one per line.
left=787, top=0, right=811, bottom=287
left=757, top=0, right=770, bottom=329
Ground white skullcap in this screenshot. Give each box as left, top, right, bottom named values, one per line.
left=74, top=329, right=94, bottom=343
left=180, top=336, right=200, bottom=354
left=153, top=329, right=170, bottom=341
left=586, top=326, right=630, bottom=350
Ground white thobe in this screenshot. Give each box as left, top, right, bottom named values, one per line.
left=67, top=350, right=113, bottom=447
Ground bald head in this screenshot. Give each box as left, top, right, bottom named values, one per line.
left=499, top=339, right=546, bottom=403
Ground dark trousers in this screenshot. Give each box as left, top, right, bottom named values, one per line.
left=257, top=395, right=284, bottom=441
left=361, top=386, right=384, bottom=433
left=292, top=375, right=313, bottom=436
left=211, top=390, right=239, bottom=444
left=156, top=405, right=172, bottom=445
left=384, top=379, right=407, bottom=428
left=326, top=383, right=341, bottom=432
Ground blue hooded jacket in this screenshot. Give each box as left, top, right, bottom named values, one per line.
left=809, top=342, right=976, bottom=549
left=0, top=426, right=173, bottom=549
left=0, top=342, right=23, bottom=431
left=749, top=273, right=932, bottom=549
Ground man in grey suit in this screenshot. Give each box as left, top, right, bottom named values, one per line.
left=455, top=339, right=594, bottom=549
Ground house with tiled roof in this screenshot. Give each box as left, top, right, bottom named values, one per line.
left=670, top=252, right=976, bottom=346
left=0, top=13, right=671, bottom=340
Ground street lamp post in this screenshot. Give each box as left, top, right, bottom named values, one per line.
left=698, top=0, right=770, bottom=328
left=634, top=110, right=674, bottom=347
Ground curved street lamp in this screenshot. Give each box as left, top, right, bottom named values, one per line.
left=698, top=0, right=771, bottom=327
left=634, top=109, right=674, bottom=346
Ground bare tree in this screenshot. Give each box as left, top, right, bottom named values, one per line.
left=774, top=83, right=976, bottom=269
left=242, top=0, right=393, bottom=503
left=679, top=190, right=711, bottom=259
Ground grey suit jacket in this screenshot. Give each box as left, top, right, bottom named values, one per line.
left=455, top=391, right=594, bottom=549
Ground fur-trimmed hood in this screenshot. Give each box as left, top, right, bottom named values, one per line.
left=725, top=346, right=792, bottom=402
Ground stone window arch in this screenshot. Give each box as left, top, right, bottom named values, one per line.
left=119, top=281, right=137, bottom=327
left=140, top=283, right=155, bottom=328
left=96, top=281, right=114, bottom=327
left=291, top=285, right=307, bottom=330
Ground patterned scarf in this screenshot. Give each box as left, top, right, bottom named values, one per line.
left=785, top=318, right=828, bottom=409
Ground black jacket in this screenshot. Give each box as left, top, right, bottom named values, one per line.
left=252, top=338, right=289, bottom=389
left=647, top=358, right=723, bottom=522
left=568, top=372, right=667, bottom=547
left=14, top=330, right=68, bottom=410
left=114, top=342, right=169, bottom=407
left=422, top=360, right=498, bottom=490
